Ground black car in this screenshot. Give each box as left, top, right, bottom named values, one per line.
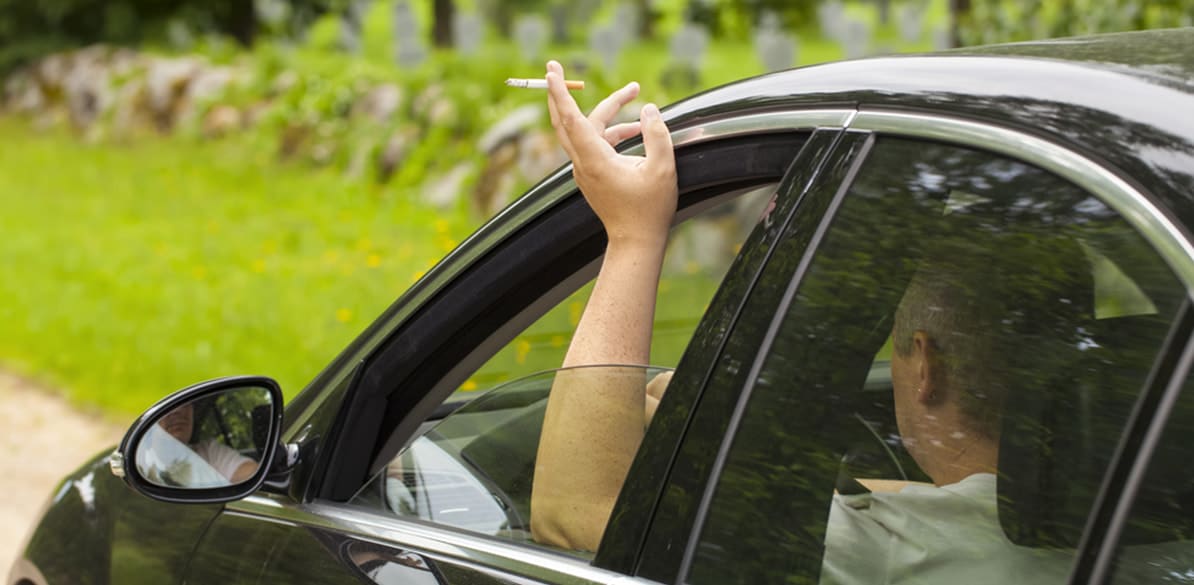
left=11, top=27, right=1194, bottom=585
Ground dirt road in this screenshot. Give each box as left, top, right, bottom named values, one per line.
left=0, top=372, right=125, bottom=575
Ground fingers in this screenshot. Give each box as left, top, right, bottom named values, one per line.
left=646, top=371, right=673, bottom=401
left=639, top=103, right=675, bottom=174
left=547, top=69, right=608, bottom=164
left=588, top=82, right=640, bottom=131
left=603, top=122, right=641, bottom=146
left=545, top=61, right=574, bottom=157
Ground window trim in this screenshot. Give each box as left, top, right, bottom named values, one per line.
left=674, top=112, right=1194, bottom=585
left=851, top=110, right=1194, bottom=294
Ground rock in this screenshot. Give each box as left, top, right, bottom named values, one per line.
left=477, top=103, right=542, bottom=153
left=202, top=105, right=242, bottom=138
left=474, top=140, right=520, bottom=216
left=424, top=162, right=474, bottom=209
left=516, top=129, right=566, bottom=181
left=145, top=57, right=203, bottom=131
left=353, top=83, right=403, bottom=124
left=377, top=126, right=419, bottom=182
left=4, top=71, right=43, bottom=113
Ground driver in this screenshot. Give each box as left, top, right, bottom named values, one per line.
left=149, top=401, right=259, bottom=486
left=528, top=60, right=1076, bottom=582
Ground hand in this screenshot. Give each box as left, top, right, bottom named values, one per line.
left=645, top=370, right=673, bottom=427
left=545, top=60, right=678, bottom=246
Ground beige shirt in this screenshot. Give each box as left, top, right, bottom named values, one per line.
left=821, top=473, right=1072, bottom=585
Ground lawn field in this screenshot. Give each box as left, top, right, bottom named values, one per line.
left=0, top=118, right=474, bottom=414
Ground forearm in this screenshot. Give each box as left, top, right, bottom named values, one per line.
left=532, top=237, right=667, bottom=551
left=564, top=236, right=668, bottom=368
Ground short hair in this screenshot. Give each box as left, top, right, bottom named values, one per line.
left=892, top=239, right=1092, bottom=439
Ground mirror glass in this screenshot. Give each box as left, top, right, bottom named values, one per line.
left=134, top=385, right=272, bottom=489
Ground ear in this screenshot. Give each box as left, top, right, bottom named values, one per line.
left=912, top=331, right=942, bottom=405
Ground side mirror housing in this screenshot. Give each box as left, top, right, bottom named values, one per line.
left=110, top=376, right=285, bottom=504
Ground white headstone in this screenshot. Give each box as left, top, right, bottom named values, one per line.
left=613, top=2, right=641, bottom=45
left=394, top=0, right=427, bottom=68
left=818, top=1, right=848, bottom=43
left=897, top=3, right=925, bottom=43
left=755, top=11, right=797, bottom=72
left=931, top=26, right=952, bottom=50
left=589, top=24, right=623, bottom=73
left=340, top=0, right=367, bottom=53
left=453, top=11, right=483, bottom=55
left=840, top=17, right=871, bottom=59
left=670, top=21, right=709, bottom=70
left=514, top=15, right=549, bottom=63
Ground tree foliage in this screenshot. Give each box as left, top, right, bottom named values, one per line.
left=956, top=0, right=1194, bottom=46
left=0, top=0, right=336, bottom=72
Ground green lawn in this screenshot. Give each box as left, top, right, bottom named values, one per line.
left=0, top=118, right=473, bottom=415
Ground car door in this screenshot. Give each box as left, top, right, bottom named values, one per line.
left=178, top=112, right=855, bottom=584
left=638, top=117, right=1194, bottom=585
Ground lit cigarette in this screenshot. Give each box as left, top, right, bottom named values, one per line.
left=505, top=78, right=585, bottom=90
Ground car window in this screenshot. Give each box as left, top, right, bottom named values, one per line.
left=346, top=183, right=777, bottom=546
left=685, top=137, right=1186, bottom=585
left=1110, top=370, right=1194, bottom=584
left=451, top=185, right=775, bottom=400
left=350, top=365, right=671, bottom=551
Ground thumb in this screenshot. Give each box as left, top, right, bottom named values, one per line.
left=640, top=103, right=675, bottom=171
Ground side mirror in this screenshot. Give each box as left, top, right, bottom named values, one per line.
left=110, top=376, right=285, bottom=504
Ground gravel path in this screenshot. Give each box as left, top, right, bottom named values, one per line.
left=0, top=372, right=126, bottom=574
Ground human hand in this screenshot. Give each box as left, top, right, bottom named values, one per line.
left=645, top=370, right=673, bottom=427
left=545, top=60, right=678, bottom=247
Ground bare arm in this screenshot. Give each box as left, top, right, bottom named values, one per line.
left=530, top=60, right=678, bottom=552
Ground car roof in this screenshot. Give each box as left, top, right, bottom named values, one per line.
left=661, top=28, right=1194, bottom=231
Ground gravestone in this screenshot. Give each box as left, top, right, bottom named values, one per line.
left=663, top=21, right=708, bottom=91
left=166, top=19, right=194, bottom=49
left=818, top=0, right=848, bottom=43
left=255, top=0, right=290, bottom=32
left=394, top=0, right=427, bottom=68
left=840, top=17, right=871, bottom=59
left=897, top=2, right=925, bottom=43
left=755, top=11, right=797, bottom=72
left=613, top=2, right=641, bottom=45
left=590, top=24, right=623, bottom=73
left=550, top=4, right=570, bottom=44
left=514, top=15, right=549, bottom=64
left=453, top=11, right=483, bottom=56
left=931, top=26, right=951, bottom=50
left=340, top=0, right=368, bottom=53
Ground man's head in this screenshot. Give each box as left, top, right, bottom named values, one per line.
left=888, top=239, right=1092, bottom=483
left=159, top=403, right=195, bottom=444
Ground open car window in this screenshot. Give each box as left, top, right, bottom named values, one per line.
left=349, top=365, right=672, bottom=551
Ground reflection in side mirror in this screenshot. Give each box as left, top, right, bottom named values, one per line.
left=135, top=387, right=267, bottom=489
left=115, top=376, right=285, bottom=504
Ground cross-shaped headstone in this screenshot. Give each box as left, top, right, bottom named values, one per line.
left=670, top=21, right=708, bottom=70
left=897, top=2, right=925, bottom=44
left=613, top=3, right=641, bottom=45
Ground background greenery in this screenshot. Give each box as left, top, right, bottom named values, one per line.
left=1, top=0, right=1190, bottom=417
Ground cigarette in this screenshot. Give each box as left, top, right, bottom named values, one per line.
left=505, top=78, right=585, bottom=90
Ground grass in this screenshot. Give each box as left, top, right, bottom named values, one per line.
left=0, top=117, right=473, bottom=415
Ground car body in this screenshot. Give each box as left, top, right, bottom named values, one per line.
left=10, top=27, right=1194, bottom=585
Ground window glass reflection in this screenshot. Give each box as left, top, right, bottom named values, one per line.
left=689, top=137, right=1184, bottom=585
left=136, top=387, right=267, bottom=488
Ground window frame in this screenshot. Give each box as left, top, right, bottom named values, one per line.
left=262, top=110, right=862, bottom=578
left=657, top=112, right=1194, bottom=585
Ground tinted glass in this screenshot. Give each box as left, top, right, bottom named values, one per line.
left=687, top=137, right=1185, bottom=585
left=1111, top=366, right=1194, bottom=584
